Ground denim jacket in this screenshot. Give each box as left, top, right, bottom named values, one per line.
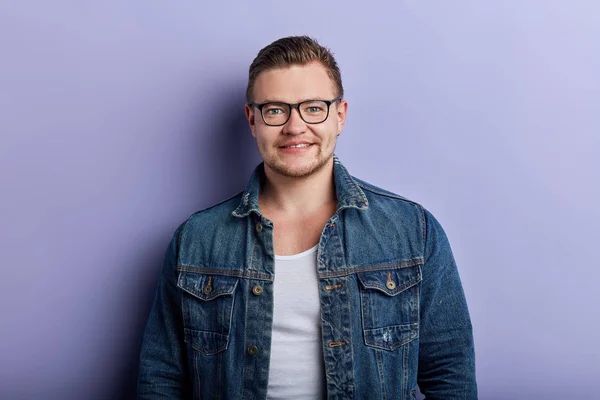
left=138, top=156, right=477, bottom=400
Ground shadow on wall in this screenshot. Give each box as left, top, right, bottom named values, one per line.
left=196, top=84, right=262, bottom=204
left=113, top=83, right=259, bottom=400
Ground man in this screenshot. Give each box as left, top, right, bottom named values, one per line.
left=138, top=36, right=477, bottom=399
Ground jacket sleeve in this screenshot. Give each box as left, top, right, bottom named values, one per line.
left=417, top=209, right=478, bottom=399
left=137, top=224, right=191, bottom=399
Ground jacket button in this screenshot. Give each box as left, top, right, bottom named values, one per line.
left=247, top=345, right=258, bottom=355
left=386, top=281, right=396, bottom=290
left=255, top=223, right=263, bottom=233
left=252, top=285, right=263, bottom=296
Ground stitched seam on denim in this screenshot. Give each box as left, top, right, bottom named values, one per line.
left=376, top=349, right=387, bottom=400
left=187, top=191, right=244, bottom=217
left=232, top=164, right=264, bottom=218
left=194, top=350, right=200, bottom=397
left=215, top=351, right=222, bottom=400
left=317, top=260, right=327, bottom=394
left=184, top=329, right=228, bottom=355
left=357, top=183, right=411, bottom=202
left=240, top=234, right=255, bottom=400
left=333, top=157, right=369, bottom=210
left=359, top=275, right=421, bottom=295
left=335, top=183, right=368, bottom=211
left=418, top=205, right=426, bottom=252
left=414, top=273, right=420, bottom=323
left=363, top=325, right=418, bottom=350
left=359, top=281, right=372, bottom=334
left=402, top=342, right=409, bottom=398
left=181, top=290, right=190, bottom=342
left=249, top=231, right=256, bottom=282
left=225, top=290, right=236, bottom=352
left=318, top=258, right=424, bottom=279
left=345, top=275, right=356, bottom=398
left=355, top=179, right=423, bottom=206
left=241, top=278, right=249, bottom=400
left=177, top=265, right=273, bottom=281
left=421, top=207, right=436, bottom=286
left=179, top=285, right=236, bottom=301
left=368, top=323, right=419, bottom=330
left=232, top=205, right=261, bottom=218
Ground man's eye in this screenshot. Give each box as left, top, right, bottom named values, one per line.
left=265, top=108, right=283, bottom=115
left=302, top=102, right=327, bottom=114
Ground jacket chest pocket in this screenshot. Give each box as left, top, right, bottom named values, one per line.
left=177, top=272, right=239, bottom=355
left=357, top=264, right=422, bottom=350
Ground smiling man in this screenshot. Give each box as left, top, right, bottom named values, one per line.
left=138, top=36, right=478, bottom=400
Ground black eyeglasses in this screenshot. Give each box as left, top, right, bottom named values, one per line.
left=249, top=97, right=342, bottom=126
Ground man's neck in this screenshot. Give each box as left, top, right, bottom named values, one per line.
left=259, top=159, right=337, bottom=216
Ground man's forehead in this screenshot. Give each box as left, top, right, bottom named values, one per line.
left=252, top=62, right=336, bottom=103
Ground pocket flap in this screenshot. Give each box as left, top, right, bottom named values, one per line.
left=184, top=328, right=229, bottom=355
left=177, top=273, right=238, bottom=301
left=363, top=323, right=418, bottom=351
left=357, top=264, right=422, bottom=296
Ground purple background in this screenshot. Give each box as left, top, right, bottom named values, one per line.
left=1, top=1, right=599, bottom=399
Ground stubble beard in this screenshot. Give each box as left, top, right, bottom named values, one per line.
left=265, top=142, right=335, bottom=179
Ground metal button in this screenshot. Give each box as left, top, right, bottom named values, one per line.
left=252, top=285, right=263, bottom=296
left=255, top=223, right=263, bottom=233
left=386, top=281, right=396, bottom=290
left=247, top=345, right=258, bottom=355
left=203, top=276, right=213, bottom=294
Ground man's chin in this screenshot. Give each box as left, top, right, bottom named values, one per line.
left=268, top=158, right=329, bottom=179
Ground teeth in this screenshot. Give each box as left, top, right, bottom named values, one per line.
left=284, top=144, right=311, bottom=149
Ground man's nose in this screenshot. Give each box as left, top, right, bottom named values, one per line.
left=282, top=107, right=306, bottom=134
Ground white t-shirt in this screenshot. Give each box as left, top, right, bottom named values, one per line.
left=267, top=245, right=326, bottom=399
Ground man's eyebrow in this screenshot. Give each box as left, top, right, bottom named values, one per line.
left=254, top=99, right=281, bottom=104
left=255, top=97, right=331, bottom=104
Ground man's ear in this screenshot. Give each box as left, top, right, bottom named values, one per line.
left=245, top=104, right=256, bottom=137
left=336, top=99, right=348, bottom=135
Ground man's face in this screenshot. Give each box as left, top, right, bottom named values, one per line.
left=245, top=61, right=347, bottom=179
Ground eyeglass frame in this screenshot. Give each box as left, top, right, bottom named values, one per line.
left=248, top=96, right=342, bottom=127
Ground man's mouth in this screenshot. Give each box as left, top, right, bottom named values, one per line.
left=280, top=143, right=313, bottom=149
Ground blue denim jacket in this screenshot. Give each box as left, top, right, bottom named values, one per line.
left=138, top=157, right=477, bottom=399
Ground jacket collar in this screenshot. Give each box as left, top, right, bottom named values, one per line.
left=232, top=155, right=368, bottom=219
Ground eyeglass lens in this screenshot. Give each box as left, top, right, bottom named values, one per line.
left=262, top=101, right=330, bottom=126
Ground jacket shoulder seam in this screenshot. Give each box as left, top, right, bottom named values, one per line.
left=354, top=177, right=427, bottom=250
left=354, top=178, right=422, bottom=207
left=178, top=191, right=244, bottom=252
left=188, top=191, right=244, bottom=218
